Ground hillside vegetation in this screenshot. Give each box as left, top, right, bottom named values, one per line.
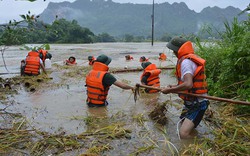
left=39, top=0, right=248, bottom=38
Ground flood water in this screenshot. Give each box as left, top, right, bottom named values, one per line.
left=0, top=42, right=212, bottom=155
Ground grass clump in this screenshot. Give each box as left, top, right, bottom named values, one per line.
left=196, top=17, right=250, bottom=113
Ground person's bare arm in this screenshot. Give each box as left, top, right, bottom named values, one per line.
left=40, top=64, right=47, bottom=75
left=161, top=73, right=193, bottom=94
left=113, top=81, right=134, bottom=90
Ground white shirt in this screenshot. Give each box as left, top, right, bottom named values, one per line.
left=39, top=58, right=43, bottom=64
left=181, top=59, right=197, bottom=81
left=181, top=58, right=207, bottom=101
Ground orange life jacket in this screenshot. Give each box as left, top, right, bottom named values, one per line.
left=140, top=64, right=161, bottom=93
left=38, top=49, right=47, bottom=62
left=159, top=53, right=167, bottom=61
left=66, top=59, right=77, bottom=65
left=24, top=51, right=40, bottom=75
left=176, top=41, right=208, bottom=101
left=86, top=62, right=110, bottom=104
left=89, top=57, right=96, bottom=65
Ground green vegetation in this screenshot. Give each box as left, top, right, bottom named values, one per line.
left=95, top=32, right=116, bottom=42
left=0, top=115, right=132, bottom=156
left=185, top=15, right=250, bottom=156
left=196, top=16, right=250, bottom=106
left=1, top=1, right=250, bottom=155
left=39, top=0, right=248, bottom=38
left=2, top=0, right=247, bottom=45
left=0, top=18, right=96, bottom=45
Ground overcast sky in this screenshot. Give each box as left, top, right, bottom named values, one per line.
left=0, top=0, right=249, bottom=24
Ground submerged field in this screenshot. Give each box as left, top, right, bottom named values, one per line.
left=0, top=43, right=249, bottom=155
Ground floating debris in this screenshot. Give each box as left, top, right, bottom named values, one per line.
left=148, top=102, right=168, bottom=125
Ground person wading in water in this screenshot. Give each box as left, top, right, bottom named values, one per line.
left=161, top=36, right=209, bottom=139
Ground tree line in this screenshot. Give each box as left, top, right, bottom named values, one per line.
left=0, top=18, right=116, bottom=45
left=0, top=17, right=192, bottom=46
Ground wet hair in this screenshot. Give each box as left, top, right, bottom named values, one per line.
left=140, top=56, right=146, bottom=61
left=125, top=55, right=130, bottom=60
left=69, top=56, right=76, bottom=61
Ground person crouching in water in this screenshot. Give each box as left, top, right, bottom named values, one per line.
left=21, top=50, right=47, bottom=76
left=85, top=54, right=134, bottom=107
left=64, top=56, right=77, bottom=66
left=140, top=62, right=161, bottom=93
left=38, top=48, right=52, bottom=65
left=88, top=56, right=96, bottom=66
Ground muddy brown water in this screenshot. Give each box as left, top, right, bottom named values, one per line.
left=1, top=43, right=212, bottom=155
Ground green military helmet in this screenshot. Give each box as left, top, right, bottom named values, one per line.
left=88, top=56, right=93, bottom=60
left=141, top=62, right=152, bottom=69
left=96, top=54, right=112, bottom=65
left=166, top=36, right=187, bottom=52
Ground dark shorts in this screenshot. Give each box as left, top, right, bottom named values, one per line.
left=87, top=101, right=109, bottom=107
left=180, top=100, right=209, bottom=128
left=23, top=73, right=39, bottom=76
left=20, top=62, right=25, bottom=76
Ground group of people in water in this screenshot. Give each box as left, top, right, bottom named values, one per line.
left=63, top=52, right=167, bottom=67
left=124, top=53, right=167, bottom=62
left=63, top=55, right=96, bottom=66
left=20, top=50, right=166, bottom=76
left=20, top=48, right=52, bottom=76
left=85, top=37, right=209, bottom=139
left=20, top=36, right=209, bottom=139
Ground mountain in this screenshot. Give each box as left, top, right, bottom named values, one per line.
left=39, top=0, right=248, bottom=38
